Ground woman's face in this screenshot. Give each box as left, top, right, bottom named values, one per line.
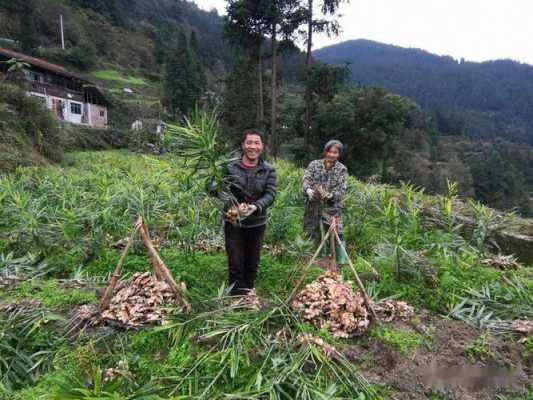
left=241, top=134, right=264, bottom=162
left=325, top=146, right=340, bottom=163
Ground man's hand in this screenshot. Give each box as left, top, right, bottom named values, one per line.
left=239, top=203, right=257, bottom=219
left=306, top=188, right=316, bottom=200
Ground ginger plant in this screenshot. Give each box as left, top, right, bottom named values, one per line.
left=163, top=109, right=241, bottom=219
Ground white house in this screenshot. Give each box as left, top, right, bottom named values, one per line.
left=0, top=47, right=111, bottom=128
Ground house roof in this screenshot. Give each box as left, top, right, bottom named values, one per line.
left=0, top=46, right=88, bottom=82
left=0, top=46, right=112, bottom=107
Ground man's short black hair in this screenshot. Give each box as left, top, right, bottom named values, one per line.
left=240, top=128, right=264, bottom=144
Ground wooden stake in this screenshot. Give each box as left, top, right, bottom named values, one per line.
left=99, top=216, right=142, bottom=311
left=287, top=224, right=333, bottom=304
left=139, top=219, right=191, bottom=312
left=333, top=229, right=378, bottom=322
left=329, top=226, right=337, bottom=273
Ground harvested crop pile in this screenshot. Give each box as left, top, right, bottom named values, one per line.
left=230, top=288, right=262, bottom=310
left=0, top=275, right=21, bottom=289
left=481, top=254, right=522, bottom=270
left=374, top=300, right=415, bottom=322
left=0, top=299, right=41, bottom=313
left=512, top=320, right=533, bottom=335
left=291, top=272, right=370, bottom=338
left=101, top=272, right=179, bottom=328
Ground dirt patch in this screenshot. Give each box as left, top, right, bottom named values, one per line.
left=348, top=313, right=531, bottom=399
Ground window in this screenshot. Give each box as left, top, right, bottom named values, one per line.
left=99, top=110, right=105, bottom=117
left=70, top=102, right=82, bottom=115
left=28, top=72, right=43, bottom=83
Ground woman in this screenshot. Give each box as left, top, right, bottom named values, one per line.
left=214, top=129, right=277, bottom=296
left=302, top=140, right=348, bottom=263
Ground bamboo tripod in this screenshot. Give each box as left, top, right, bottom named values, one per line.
left=98, top=216, right=191, bottom=313
left=288, top=217, right=378, bottom=322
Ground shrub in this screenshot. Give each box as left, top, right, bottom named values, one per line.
left=0, top=83, right=65, bottom=170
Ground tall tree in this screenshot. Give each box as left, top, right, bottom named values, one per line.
left=265, top=0, right=305, bottom=155
left=163, top=30, right=206, bottom=118
left=303, top=0, right=346, bottom=155
left=18, top=0, right=39, bottom=52
left=222, top=57, right=258, bottom=136
left=225, top=0, right=271, bottom=129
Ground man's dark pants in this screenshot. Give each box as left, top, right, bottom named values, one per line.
left=224, top=222, right=266, bottom=295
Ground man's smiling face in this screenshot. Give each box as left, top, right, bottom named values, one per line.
left=241, top=134, right=264, bottom=162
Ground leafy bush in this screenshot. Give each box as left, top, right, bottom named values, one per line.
left=0, top=83, right=65, bottom=170
left=0, top=306, right=64, bottom=391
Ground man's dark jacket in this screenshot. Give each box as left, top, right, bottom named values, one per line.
left=222, top=159, right=277, bottom=228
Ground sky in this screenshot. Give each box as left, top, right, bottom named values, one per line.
left=193, top=0, right=533, bottom=65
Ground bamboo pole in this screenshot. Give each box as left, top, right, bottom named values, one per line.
left=333, top=228, right=378, bottom=322
left=138, top=219, right=191, bottom=312
left=99, top=216, right=142, bottom=311
left=287, top=224, right=333, bottom=304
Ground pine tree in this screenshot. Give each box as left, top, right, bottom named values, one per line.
left=225, top=0, right=271, bottom=129
left=163, top=30, right=206, bottom=118
left=18, top=0, right=39, bottom=52
left=303, top=0, right=347, bottom=156
left=222, top=58, right=258, bottom=137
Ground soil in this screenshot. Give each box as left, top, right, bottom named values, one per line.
left=346, top=312, right=531, bottom=399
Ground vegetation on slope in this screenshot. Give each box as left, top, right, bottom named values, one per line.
left=0, top=82, right=64, bottom=170
left=0, top=149, right=531, bottom=398
left=314, top=39, right=533, bottom=145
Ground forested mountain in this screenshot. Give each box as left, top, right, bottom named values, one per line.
left=0, top=0, right=233, bottom=72
left=1, top=1, right=532, bottom=215
left=314, top=39, right=533, bottom=145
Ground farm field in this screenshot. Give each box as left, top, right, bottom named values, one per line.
left=0, top=150, right=532, bottom=399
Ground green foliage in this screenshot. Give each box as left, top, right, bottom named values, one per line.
left=163, top=30, right=206, bottom=118
left=315, top=39, right=533, bottom=147
left=12, top=280, right=96, bottom=309
left=370, top=327, right=424, bottom=355
left=0, top=306, right=64, bottom=391
left=1, top=252, right=53, bottom=281
left=306, top=62, right=350, bottom=102
left=448, top=274, right=533, bottom=329
left=464, top=332, right=494, bottom=362
left=310, top=86, right=422, bottom=179
left=221, top=57, right=259, bottom=136
left=313, top=40, right=533, bottom=215
left=92, top=70, right=147, bottom=86
left=0, top=82, right=65, bottom=170
left=158, top=298, right=377, bottom=399
left=0, top=147, right=530, bottom=398
left=522, top=337, right=533, bottom=363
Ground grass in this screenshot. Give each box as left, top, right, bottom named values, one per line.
left=92, top=70, right=147, bottom=86
left=370, top=327, right=425, bottom=355
left=521, top=337, right=533, bottom=363
left=464, top=332, right=494, bottom=362
left=10, top=280, right=97, bottom=309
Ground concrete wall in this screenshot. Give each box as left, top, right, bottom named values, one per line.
left=28, top=91, right=108, bottom=128
left=88, top=103, right=108, bottom=128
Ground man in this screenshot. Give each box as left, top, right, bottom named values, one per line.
left=215, top=129, right=277, bottom=296
left=302, top=140, right=348, bottom=263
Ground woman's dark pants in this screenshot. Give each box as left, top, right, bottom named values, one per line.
left=224, top=222, right=266, bottom=296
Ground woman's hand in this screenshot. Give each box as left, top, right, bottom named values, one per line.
left=317, top=186, right=333, bottom=200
